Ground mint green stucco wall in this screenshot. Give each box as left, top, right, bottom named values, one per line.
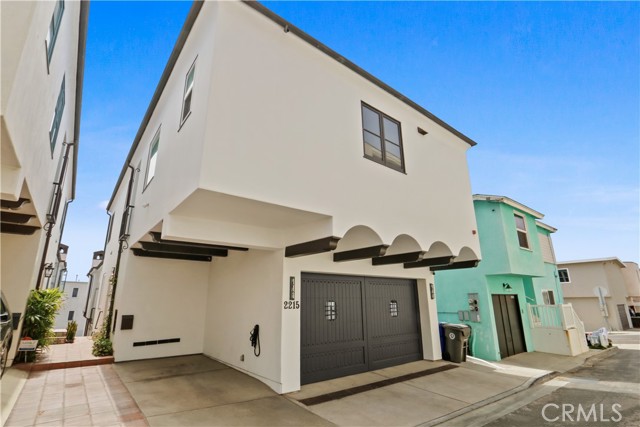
left=435, top=199, right=558, bottom=361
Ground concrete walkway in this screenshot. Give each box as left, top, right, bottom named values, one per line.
left=2, top=348, right=618, bottom=426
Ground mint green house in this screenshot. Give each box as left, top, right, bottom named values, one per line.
left=435, top=195, right=565, bottom=361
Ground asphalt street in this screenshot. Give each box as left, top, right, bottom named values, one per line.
left=443, top=331, right=640, bottom=427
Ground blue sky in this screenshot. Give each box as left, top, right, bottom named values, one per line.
left=63, top=1, right=639, bottom=281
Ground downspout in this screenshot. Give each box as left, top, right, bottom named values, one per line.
left=105, top=165, right=135, bottom=339
left=36, top=141, right=74, bottom=290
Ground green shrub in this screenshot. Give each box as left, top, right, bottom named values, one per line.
left=22, top=288, right=64, bottom=347
left=66, top=320, right=78, bottom=342
left=91, top=324, right=113, bottom=357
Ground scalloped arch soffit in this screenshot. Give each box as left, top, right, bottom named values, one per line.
left=335, top=225, right=384, bottom=252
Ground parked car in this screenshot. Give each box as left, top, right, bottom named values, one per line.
left=1, top=292, right=14, bottom=377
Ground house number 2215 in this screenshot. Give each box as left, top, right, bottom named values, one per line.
left=283, top=301, right=300, bottom=309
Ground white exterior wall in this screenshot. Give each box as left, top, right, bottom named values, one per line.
left=116, top=2, right=219, bottom=247
left=1, top=0, right=84, bottom=366
left=54, top=281, right=89, bottom=334
left=189, top=1, right=479, bottom=255
left=100, top=0, right=478, bottom=394
left=1, top=0, right=80, bottom=216
left=111, top=252, right=209, bottom=361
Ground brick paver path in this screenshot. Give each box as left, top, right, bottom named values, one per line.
left=5, top=365, right=147, bottom=427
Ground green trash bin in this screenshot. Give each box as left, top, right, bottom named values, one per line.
left=443, top=323, right=470, bottom=363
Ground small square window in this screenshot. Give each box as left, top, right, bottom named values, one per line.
left=71, top=288, right=78, bottom=297
left=514, top=213, right=530, bottom=249
left=390, top=300, right=398, bottom=317
left=325, top=301, right=336, bottom=321
left=558, top=269, right=570, bottom=283
left=361, top=103, right=405, bottom=172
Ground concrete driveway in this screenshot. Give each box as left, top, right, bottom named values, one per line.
left=113, top=355, right=531, bottom=427
left=113, top=355, right=332, bottom=426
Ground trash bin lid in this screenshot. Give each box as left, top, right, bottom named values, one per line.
left=444, top=323, right=471, bottom=337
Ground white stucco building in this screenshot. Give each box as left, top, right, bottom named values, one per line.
left=53, top=281, right=89, bottom=336
left=1, top=0, right=88, bottom=365
left=98, top=0, right=481, bottom=393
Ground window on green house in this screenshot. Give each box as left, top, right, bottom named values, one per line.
left=514, top=213, right=530, bottom=249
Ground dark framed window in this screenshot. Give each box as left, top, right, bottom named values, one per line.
left=49, top=76, right=65, bottom=153
left=180, top=59, right=196, bottom=127
left=72, top=288, right=78, bottom=297
left=68, top=310, right=74, bottom=321
left=325, top=301, right=337, bottom=321
left=46, top=0, right=65, bottom=66
left=558, top=269, right=570, bottom=283
left=514, top=213, right=530, bottom=249
left=361, top=103, right=404, bottom=172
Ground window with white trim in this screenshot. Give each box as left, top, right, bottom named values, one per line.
left=558, top=268, right=570, bottom=283
left=46, top=0, right=65, bottom=66
left=144, top=129, right=160, bottom=188
left=542, top=290, right=556, bottom=305
left=49, top=76, right=65, bottom=153
left=514, top=213, right=530, bottom=249
left=180, top=60, right=196, bottom=125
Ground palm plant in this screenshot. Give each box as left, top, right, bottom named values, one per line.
left=22, top=288, right=64, bottom=351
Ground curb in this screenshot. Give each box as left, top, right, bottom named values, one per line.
left=420, top=347, right=618, bottom=427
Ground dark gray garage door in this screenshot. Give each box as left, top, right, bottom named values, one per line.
left=301, top=273, right=422, bottom=384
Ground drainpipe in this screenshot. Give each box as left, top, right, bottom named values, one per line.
left=36, top=142, right=74, bottom=290
left=105, top=165, right=135, bottom=339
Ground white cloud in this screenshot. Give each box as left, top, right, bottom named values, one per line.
left=97, top=200, right=109, bottom=210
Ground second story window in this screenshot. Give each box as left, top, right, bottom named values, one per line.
left=514, top=213, right=530, bottom=249
left=49, top=76, right=65, bottom=153
left=361, top=103, right=404, bottom=172
left=144, top=129, right=160, bottom=189
left=180, top=60, right=196, bottom=126
left=72, top=287, right=78, bottom=297
left=558, top=268, right=571, bottom=283
left=46, top=0, right=65, bottom=66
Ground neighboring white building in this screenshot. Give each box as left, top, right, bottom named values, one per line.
left=98, top=0, right=481, bottom=393
left=53, top=281, right=89, bottom=336
left=0, top=0, right=88, bottom=365
left=559, top=258, right=634, bottom=331
left=84, top=250, right=108, bottom=336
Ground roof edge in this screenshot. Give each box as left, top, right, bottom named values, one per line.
left=473, top=194, right=544, bottom=219
left=71, top=0, right=89, bottom=199
left=558, top=257, right=626, bottom=268
left=242, top=0, right=477, bottom=147
left=107, top=0, right=204, bottom=210
left=535, top=220, right=557, bottom=233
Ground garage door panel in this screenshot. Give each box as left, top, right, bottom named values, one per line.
left=301, top=275, right=364, bottom=347
left=301, top=273, right=422, bottom=385
left=366, top=277, right=422, bottom=368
